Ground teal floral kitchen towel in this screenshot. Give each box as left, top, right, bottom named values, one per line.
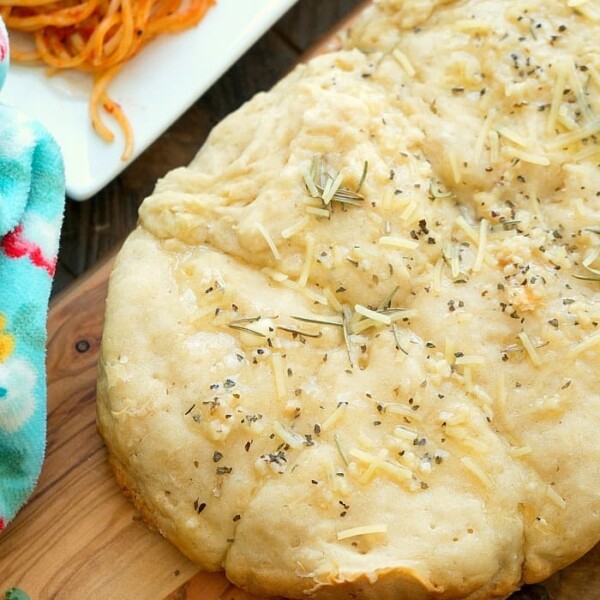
left=0, top=18, right=66, bottom=532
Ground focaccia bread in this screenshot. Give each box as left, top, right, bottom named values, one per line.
left=97, top=1, right=600, bottom=598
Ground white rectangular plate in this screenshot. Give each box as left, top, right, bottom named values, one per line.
left=2, top=0, right=299, bottom=200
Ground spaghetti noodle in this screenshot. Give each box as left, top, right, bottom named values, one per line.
left=0, top=0, right=215, bottom=160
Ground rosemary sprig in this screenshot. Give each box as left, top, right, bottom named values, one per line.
left=291, top=315, right=343, bottom=327
left=377, top=285, right=400, bottom=311
left=529, top=24, right=537, bottom=40
left=342, top=306, right=355, bottom=368
left=496, top=219, right=522, bottom=231
left=573, top=273, right=600, bottom=282
left=391, top=322, right=409, bottom=355
left=229, top=316, right=262, bottom=324
left=227, top=324, right=267, bottom=337
left=276, top=326, right=323, bottom=338
left=356, top=160, right=369, bottom=193
left=304, top=156, right=367, bottom=207
left=334, top=433, right=349, bottom=467
left=228, top=315, right=278, bottom=337
left=315, top=182, right=364, bottom=206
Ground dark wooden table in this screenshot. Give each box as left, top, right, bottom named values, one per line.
left=41, top=1, right=598, bottom=598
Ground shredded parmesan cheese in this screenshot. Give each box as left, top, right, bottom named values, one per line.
left=473, top=219, right=488, bottom=272
left=589, top=64, right=600, bottom=89
left=502, top=146, right=550, bottom=166
left=271, top=353, right=287, bottom=400
left=281, top=279, right=328, bottom=305
left=349, top=447, right=413, bottom=486
left=433, top=258, right=444, bottom=293
left=455, top=216, right=479, bottom=245
left=488, top=130, right=500, bottom=163
left=255, top=222, right=281, bottom=260
left=359, top=448, right=389, bottom=483
left=496, top=125, right=530, bottom=148
left=546, top=119, right=600, bottom=151
left=448, top=151, right=461, bottom=184
left=473, top=110, right=494, bottom=163
left=302, top=197, right=323, bottom=208
left=281, top=215, right=310, bottom=239
left=575, top=144, right=600, bottom=162
left=378, top=460, right=414, bottom=485
left=322, top=402, right=348, bottom=432
left=323, top=287, right=343, bottom=312
left=557, top=105, right=579, bottom=131
left=518, top=332, right=542, bottom=366
left=570, top=331, right=600, bottom=356
left=437, top=411, right=465, bottom=426
left=463, top=366, right=474, bottom=392
left=392, top=48, right=415, bottom=77
left=262, top=267, right=288, bottom=282
left=574, top=1, right=600, bottom=22
left=355, top=304, right=392, bottom=325
left=454, top=18, right=491, bottom=33
left=450, top=242, right=461, bottom=278
left=547, top=58, right=569, bottom=134
left=461, top=457, right=494, bottom=487
left=533, top=516, right=555, bottom=535
left=357, top=433, right=375, bottom=449
left=379, top=236, right=419, bottom=250
left=306, top=206, right=331, bottom=218
left=337, top=524, right=388, bottom=540
left=400, top=198, right=418, bottom=221
left=545, top=486, right=567, bottom=510
left=298, top=233, right=316, bottom=287
left=351, top=318, right=381, bottom=335
left=397, top=426, right=421, bottom=444
left=509, top=446, right=532, bottom=458
left=387, top=403, right=421, bottom=420
left=273, top=421, right=305, bottom=449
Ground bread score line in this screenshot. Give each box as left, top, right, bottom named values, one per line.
left=97, top=0, right=600, bottom=598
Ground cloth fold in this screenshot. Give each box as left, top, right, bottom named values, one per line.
left=0, top=19, right=66, bottom=532
left=0, top=19, right=7, bottom=90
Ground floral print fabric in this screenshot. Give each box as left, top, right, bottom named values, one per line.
left=0, top=21, right=65, bottom=531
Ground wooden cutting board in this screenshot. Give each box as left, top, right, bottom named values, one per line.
left=1, top=7, right=599, bottom=600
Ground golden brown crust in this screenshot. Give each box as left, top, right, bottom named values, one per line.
left=107, top=453, right=160, bottom=534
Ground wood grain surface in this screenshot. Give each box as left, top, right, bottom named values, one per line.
left=2, top=2, right=599, bottom=599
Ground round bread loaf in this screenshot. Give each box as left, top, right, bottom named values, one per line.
left=97, top=1, right=600, bottom=598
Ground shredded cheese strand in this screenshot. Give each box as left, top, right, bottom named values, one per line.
left=392, top=48, right=415, bottom=77
left=473, top=219, right=488, bottom=272
left=297, top=233, right=315, bottom=287
left=337, top=524, right=388, bottom=540
left=518, top=332, right=542, bottom=366
left=379, top=236, right=419, bottom=250
left=281, top=215, right=310, bottom=239
left=255, top=222, right=281, bottom=260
